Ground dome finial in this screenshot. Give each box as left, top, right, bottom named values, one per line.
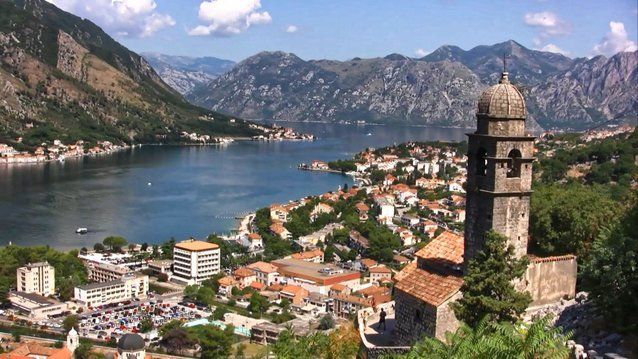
left=499, top=53, right=510, bottom=84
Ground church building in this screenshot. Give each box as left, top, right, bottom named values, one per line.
left=393, top=69, right=577, bottom=345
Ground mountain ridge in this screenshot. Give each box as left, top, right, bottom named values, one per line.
left=185, top=41, right=637, bottom=131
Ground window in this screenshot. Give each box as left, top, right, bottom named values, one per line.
left=414, top=309, right=421, bottom=321
left=476, top=147, right=487, bottom=176
left=507, top=149, right=522, bottom=178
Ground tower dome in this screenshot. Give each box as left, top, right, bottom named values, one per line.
left=477, top=72, right=526, bottom=119
left=117, top=333, right=145, bottom=351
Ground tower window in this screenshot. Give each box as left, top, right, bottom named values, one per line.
left=476, top=147, right=487, bottom=176
left=507, top=149, right=522, bottom=178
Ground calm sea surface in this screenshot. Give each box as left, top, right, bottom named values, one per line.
left=0, top=122, right=466, bottom=249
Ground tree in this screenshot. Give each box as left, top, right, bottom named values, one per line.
left=530, top=184, right=619, bottom=258
left=318, top=314, right=335, bottom=330
left=139, top=316, right=154, bottom=333
left=159, top=320, right=183, bottom=337
left=194, top=325, right=236, bottom=359
left=102, top=236, right=127, bottom=251
left=582, top=198, right=638, bottom=333
left=74, top=340, right=93, bottom=359
left=161, top=328, right=195, bottom=354
left=212, top=306, right=229, bottom=321
left=93, top=243, right=105, bottom=252
left=249, top=293, right=270, bottom=317
left=393, top=316, right=570, bottom=359
left=62, top=314, right=78, bottom=332
left=453, top=231, right=531, bottom=327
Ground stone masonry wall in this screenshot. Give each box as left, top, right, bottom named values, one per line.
left=394, top=290, right=437, bottom=346
left=524, top=256, right=577, bottom=307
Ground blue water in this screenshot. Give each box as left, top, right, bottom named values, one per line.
left=0, top=122, right=465, bottom=249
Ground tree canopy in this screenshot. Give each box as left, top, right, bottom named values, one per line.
left=453, top=231, right=531, bottom=327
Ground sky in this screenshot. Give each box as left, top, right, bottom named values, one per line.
left=46, top=0, right=638, bottom=62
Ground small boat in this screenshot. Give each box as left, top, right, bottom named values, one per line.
left=366, top=133, right=372, bottom=136
left=147, top=182, right=152, bottom=186
left=76, top=227, right=88, bottom=234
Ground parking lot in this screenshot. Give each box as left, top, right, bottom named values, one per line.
left=59, top=295, right=211, bottom=343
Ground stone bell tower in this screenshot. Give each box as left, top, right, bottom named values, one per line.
left=464, top=69, right=535, bottom=267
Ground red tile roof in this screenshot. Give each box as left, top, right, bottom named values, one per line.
left=529, top=254, right=577, bottom=263
left=395, top=267, right=463, bottom=307
left=415, top=230, right=464, bottom=267
left=369, top=265, right=392, bottom=274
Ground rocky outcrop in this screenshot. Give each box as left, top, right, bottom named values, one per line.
left=56, top=30, right=88, bottom=81
left=527, top=51, right=638, bottom=130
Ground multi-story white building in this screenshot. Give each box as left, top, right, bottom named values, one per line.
left=74, top=275, right=148, bottom=308
left=85, top=261, right=132, bottom=282
left=16, top=262, right=55, bottom=296
left=172, top=240, right=221, bottom=285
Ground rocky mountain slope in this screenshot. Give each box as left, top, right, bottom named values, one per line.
left=189, top=41, right=637, bottom=130
left=0, top=0, right=260, bottom=149
left=142, top=53, right=235, bottom=95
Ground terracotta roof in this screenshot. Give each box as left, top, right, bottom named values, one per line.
left=247, top=261, right=279, bottom=273
left=369, top=265, right=392, bottom=274
left=393, top=254, right=410, bottom=263
left=174, top=240, right=219, bottom=252
left=1, top=344, right=72, bottom=359
left=248, top=233, right=262, bottom=240
left=395, top=267, right=463, bottom=307
left=218, top=276, right=237, bottom=286
left=355, top=202, right=370, bottom=212
left=250, top=281, right=266, bottom=290
left=291, top=249, right=324, bottom=260
left=394, top=261, right=417, bottom=283
left=233, top=267, right=255, bottom=278
left=267, top=283, right=284, bottom=291
left=280, top=285, right=307, bottom=296
left=330, top=283, right=347, bottom=292
left=415, top=230, right=464, bottom=268
left=269, top=222, right=289, bottom=235
left=360, top=258, right=378, bottom=268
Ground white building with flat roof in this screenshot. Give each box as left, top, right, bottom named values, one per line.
left=74, top=275, right=148, bottom=308
left=17, top=262, right=55, bottom=296
left=172, top=239, right=221, bottom=285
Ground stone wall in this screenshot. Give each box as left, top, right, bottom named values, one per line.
left=435, top=291, right=462, bottom=340
left=524, top=255, right=577, bottom=307
left=394, top=290, right=437, bottom=345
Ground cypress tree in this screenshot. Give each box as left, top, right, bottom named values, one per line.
left=453, top=230, right=531, bottom=327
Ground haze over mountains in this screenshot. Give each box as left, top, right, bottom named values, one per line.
left=154, top=41, right=635, bottom=131
left=0, top=0, right=259, bottom=147
left=141, top=53, right=235, bottom=95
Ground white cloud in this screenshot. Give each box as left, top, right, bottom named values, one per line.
left=539, top=43, right=570, bottom=56
left=592, top=21, right=638, bottom=56
left=188, top=0, right=271, bottom=36
left=286, top=25, right=298, bottom=33
left=415, top=48, right=429, bottom=57
left=45, top=0, right=175, bottom=38
left=523, top=11, right=571, bottom=37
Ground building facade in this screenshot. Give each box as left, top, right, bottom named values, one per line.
left=172, top=240, right=221, bottom=285
left=16, top=262, right=55, bottom=296
left=74, top=275, right=148, bottom=308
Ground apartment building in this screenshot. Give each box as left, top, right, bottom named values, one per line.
left=74, top=275, right=148, bottom=308
left=85, top=261, right=132, bottom=282
left=16, top=262, right=55, bottom=296
left=172, top=240, right=220, bottom=285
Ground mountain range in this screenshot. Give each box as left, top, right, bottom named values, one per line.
left=0, top=0, right=260, bottom=149
left=182, top=41, right=636, bottom=131
left=141, top=53, right=235, bottom=95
